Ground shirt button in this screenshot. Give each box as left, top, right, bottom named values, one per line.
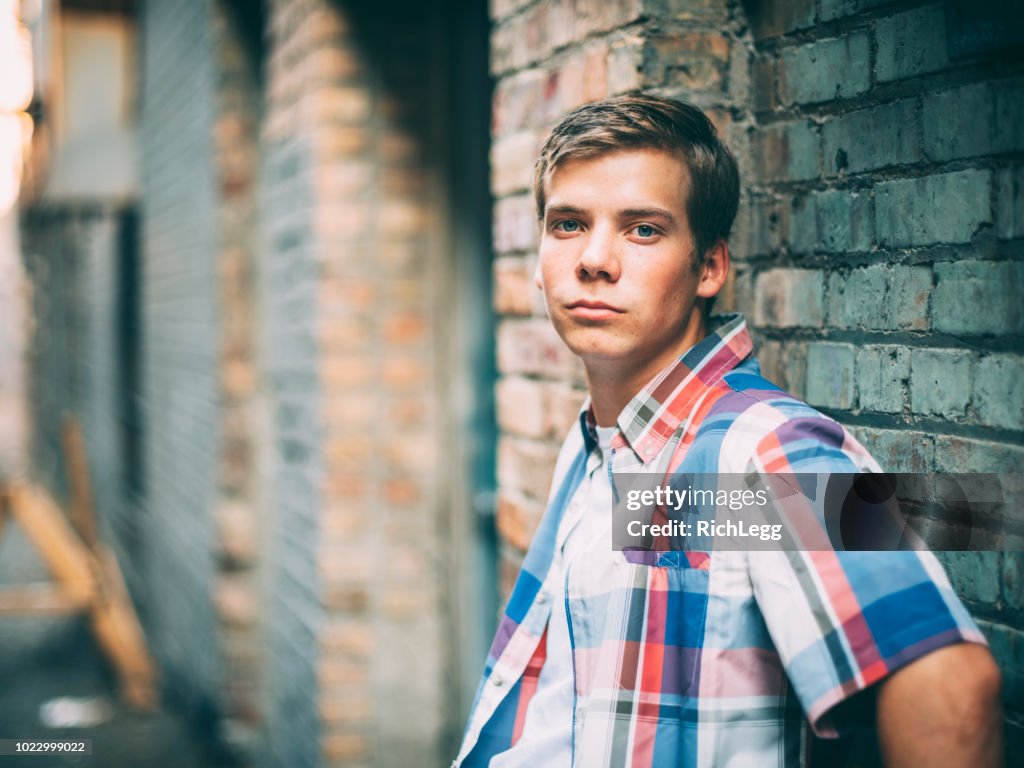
left=537, top=592, right=549, bottom=605
left=492, top=674, right=504, bottom=688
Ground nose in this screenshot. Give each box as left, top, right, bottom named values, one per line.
left=576, top=225, right=620, bottom=282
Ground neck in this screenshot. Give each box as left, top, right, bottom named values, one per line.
left=585, top=310, right=709, bottom=428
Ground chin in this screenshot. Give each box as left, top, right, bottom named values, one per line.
left=560, top=335, right=631, bottom=362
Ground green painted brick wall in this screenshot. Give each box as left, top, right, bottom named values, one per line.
left=746, top=0, right=1024, bottom=748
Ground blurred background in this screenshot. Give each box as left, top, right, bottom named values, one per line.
left=0, top=0, right=1021, bottom=766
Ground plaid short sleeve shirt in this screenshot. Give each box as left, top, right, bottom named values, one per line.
left=455, top=313, right=984, bottom=768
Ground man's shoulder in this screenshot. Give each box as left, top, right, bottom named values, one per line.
left=683, top=358, right=879, bottom=473
left=704, top=358, right=819, bottom=423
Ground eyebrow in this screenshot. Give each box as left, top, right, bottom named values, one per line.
left=619, top=207, right=676, bottom=223
left=544, top=205, right=678, bottom=224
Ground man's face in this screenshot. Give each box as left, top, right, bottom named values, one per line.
left=537, top=147, right=709, bottom=381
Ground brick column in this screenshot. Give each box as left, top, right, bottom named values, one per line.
left=263, top=1, right=447, bottom=764
left=211, top=0, right=265, bottom=757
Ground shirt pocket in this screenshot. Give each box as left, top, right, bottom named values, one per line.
left=570, top=557, right=711, bottom=706
left=633, top=560, right=711, bottom=702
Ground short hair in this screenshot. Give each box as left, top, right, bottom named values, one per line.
left=534, top=93, right=740, bottom=264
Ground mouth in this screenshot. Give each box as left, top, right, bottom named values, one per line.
left=565, top=300, right=625, bottom=320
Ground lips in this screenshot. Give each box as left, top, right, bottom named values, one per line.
left=566, top=300, right=623, bottom=311
left=565, top=299, right=624, bottom=320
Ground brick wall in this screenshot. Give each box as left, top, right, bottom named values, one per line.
left=138, top=0, right=224, bottom=741
left=211, top=0, right=266, bottom=757
left=741, top=0, right=1024, bottom=749
left=262, top=1, right=449, bottom=764
left=490, top=0, right=1024, bottom=754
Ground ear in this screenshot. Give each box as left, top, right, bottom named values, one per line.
left=696, top=240, right=730, bottom=299
left=534, top=264, right=544, bottom=291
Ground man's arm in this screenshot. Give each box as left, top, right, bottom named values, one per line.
left=877, top=643, right=1003, bottom=767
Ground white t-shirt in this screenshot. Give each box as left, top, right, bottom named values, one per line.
left=490, top=425, right=616, bottom=768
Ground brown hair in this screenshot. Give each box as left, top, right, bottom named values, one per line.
left=534, top=93, right=740, bottom=264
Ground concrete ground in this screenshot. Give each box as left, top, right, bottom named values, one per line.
left=0, top=523, right=230, bottom=768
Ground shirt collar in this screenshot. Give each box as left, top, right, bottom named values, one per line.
left=579, top=313, right=754, bottom=464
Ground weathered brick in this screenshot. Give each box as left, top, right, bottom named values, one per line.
left=491, top=131, right=539, bottom=196
left=934, top=436, right=1024, bottom=472
left=575, top=0, right=644, bottom=38
left=495, top=490, right=545, bottom=551
left=780, top=33, right=871, bottom=105
left=217, top=499, right=259, bottom=566
left=876, top=5, right=948, bottom=83
left=923, top=82, right=994, bottom=162
left=322, top=733, right=371, bottom=762
left=828, top=265, right=931, bottom=331
left=493, top=255, right=539, bottom=316
left=498, top=435, right=562, bottom=501
left=496, top=376, right=548, bottom=438
left=644, top=33, right=730, bottom=93
left=607, top=37, right=645, bottom=94
left=934, top=552, right=1001, bottom=605
left=857, top=345, right=909, bottom=414
left=647, top=0, right=729, bottom=23
left=910, top=348, right=971, bottom=419
left=320, top=695, right=372, bottom=727
left=544, top=382, right=586, bottom=438
left=1004, top=553, right=1024, bottom=612
left=788, top=195, right=816, bottom=254
left=972, top=354, right=1024, bottom=430
left=496, top=317, right=583, bottom=380
left=728, top=34, right=751, bottom=105
left=819, top=0, right=889, bottom=22
left=549, top=51, right=588, bottom=118
left=757, top=340, right=807, bottom=397
left=490, top=0, right=533, bottom=22
left=737, top=195, right=786, bottom=257
left=806, top=342, right=856, bottom=409
left=490, top=5, right=546, bottom=76
left=847, top=427, right=933, bottom=473
left=753, top=268, right=824, bottom=328
left=753, top=120, right=819, bottom=182
left=492, top=69, right=546, bottom=137
left=998, top=166, right=1024, bottom=240
left=582, top=44, right=609, bottom=102
left=493, top=193, right=539, bottom=253
left=822, top=99, right=921, bottom=176
left=751, top=55, right=778, bottom=112
left=547, top=0, right=578, bottom=53
left=747, top=0, right=816, bottom=39
left=976, top=621, right=1024, bottom=713
left=793, top=189, right=873, bottom=252
left=994, top=77, right=1024, bottom=154
left=932, top=261, right=1024, bottom=336
left=215, top=574, right=260, bottom=627
left=876, top=170, right=991, bottom=247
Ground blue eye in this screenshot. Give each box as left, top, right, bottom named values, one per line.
left=556, top=220, right=580, bottom=232
left=635, top=224, right=656, bottom=238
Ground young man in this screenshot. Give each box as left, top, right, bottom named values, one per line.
left=455, top=94, right=1002, bottom=767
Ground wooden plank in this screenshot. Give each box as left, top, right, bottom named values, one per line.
left=62, top=415, right=99, bottom=553
left=89, top=548, right=157, bottom=710
left=3, top=482, right=156, bottom=710
left=0, top=584, right=91, bottom=615
left=6, top=484, right=97, bottom=605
